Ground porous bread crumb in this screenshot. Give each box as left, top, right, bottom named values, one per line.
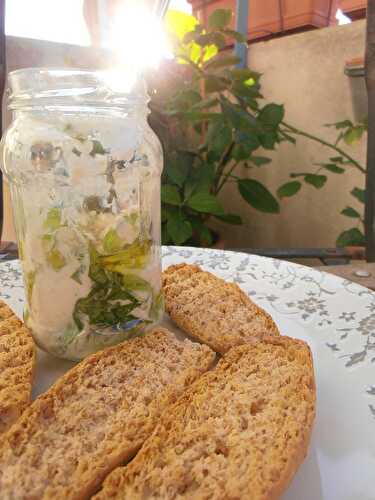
left=95, top=336, right=316, bottom=500
left=0, top=328, right=215, bottom=500
left=0, top=300, right=35, bottom=433
left=163, top=263, right=279, bottom=354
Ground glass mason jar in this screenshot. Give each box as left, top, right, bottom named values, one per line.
left=1, top=68, right=164, bottom=360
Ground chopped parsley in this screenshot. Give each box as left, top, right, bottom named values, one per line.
left=103, top=228, right=123, bottom=254
left=25, top=270, right=36, bottom=304
left=43, top=208, right=62, bottom=232
left=47, top=248, right=66, bottom=271
left=73, top=245, right=144, bottom=330
left=89, top=140, right=108, bottom=157
left=72, top=147, right=82, bottom=157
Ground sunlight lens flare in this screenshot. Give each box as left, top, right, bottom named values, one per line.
left=108, top=1, right=169, bottom=72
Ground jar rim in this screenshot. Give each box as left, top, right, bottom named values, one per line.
left=7, top=67, right=149, bottom=109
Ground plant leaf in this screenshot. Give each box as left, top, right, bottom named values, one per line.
left=231, top=145, right=250, bottom=161
left=204, top=75, right=230, bottom=93
left=204, top=54, right=241, bottom=70
left=232, top=131, right=260, bottom=160
left=161, top=222, right=170, bottom=245
left=325, top=119, right=353, bottom=129
left=167, top=211, right=193, bottom=244
left=187, top=192, right=225, bottom=215
left=351, top=187, right=365, bottom=204
left=207, top=121, right=232, bottom=156
left=259, top=131, right=278, bottom=150
left=215, top=213, right=243, bottom=225
left=183, top=111, right=221, bottom=121
left=304, top=174, right=327, bottom=188
left=259, top=104, right=285, bottom=127
left=250, top=156, right=272, bottom=166
left=221, top=98, right=257, bottom=131
left=174, top=89, right=201, bottom=110
left=197, top=32, right=227, bottom=49
left=185, top=162, right=216, bottom=198
left=343, top=126, right=365, bottom=145
left=161, top=206, right=168, bottom=223
left=238, top=179, right=280, bottom=213
left=323, top=163, right=345, bottom=174
left=231, top=68, right=261, bottom=82
left=221, top=29, right=247, bottom=43
left=336, top=228, right=365, bottom=247
left=166, top=153, right=190, bottom=187
left=232, top=81, right=262, bottom=101
left=208, top=9, right=232, bottom=30
left=161, top=185, right=182, bottom=205
left=165, top=10, right=199, bottom=41
left=341, top=207, right=361, bottom=218
left=194, top=32, right=224, bottom=48
left=277, top=181, right=301, bottom=198
left=203, top=43, right=219, bottom=62
left=330, top=156, right=344, bottom=163
left=192, top=96, right=218, bottom=110
left=190, top=218, right=213, bottom=246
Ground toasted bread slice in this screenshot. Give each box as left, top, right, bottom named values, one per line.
left=0, top=300, right=35, bottom=433
left=163, top=263, right=279, bottom=354
left=0, top=328, right=215, bottom=500
left=95, top=336, right=315, bottom=500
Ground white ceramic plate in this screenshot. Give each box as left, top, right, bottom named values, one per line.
left=1, top=246, right=374, bottom=500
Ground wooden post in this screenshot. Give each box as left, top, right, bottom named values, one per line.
left=0, top=0, right=5, bottom=243
left=365, top=0, right=375, bottom=261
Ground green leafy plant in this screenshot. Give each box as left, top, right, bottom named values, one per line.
left=147, top=8, right=367, bottom=248
left=277, top=118, right=367, bottom=246
left=147, top=9, right=289, bottom=246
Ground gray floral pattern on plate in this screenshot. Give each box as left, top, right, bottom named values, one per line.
left=2, top=247, right=375, bottom=420
left=163, top=246, right=375, bottom=421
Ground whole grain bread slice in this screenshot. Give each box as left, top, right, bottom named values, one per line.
left=95, top=336, right=316, bottom=500
left=0, top=328, right=215, bottom=500
left=0, top=300, right=35, bottom=433
left=163, top=263, right=279, bottom=354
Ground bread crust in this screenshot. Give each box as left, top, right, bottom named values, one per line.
left=163, top=263, right=279, bottom=354
left=0, top=328, right=215, bottom=500
left=0, top=300, right=35, bottom=433
left=95, top=336, right=316, bottom=500
left=262, top=337, right=316, bottom=500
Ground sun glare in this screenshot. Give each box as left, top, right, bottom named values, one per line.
left=108, top=3, right=169, bottom=71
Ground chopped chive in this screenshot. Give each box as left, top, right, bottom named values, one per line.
left=72, top=147, right=82, bottom=157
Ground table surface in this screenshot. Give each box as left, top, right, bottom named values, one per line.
left=316, top=261, right=375, bottom=290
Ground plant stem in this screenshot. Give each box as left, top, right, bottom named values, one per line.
left=216, top=161, right=240, bottom=193
left=214, top=141, right=235, bottom=191
left=282, top=122, right=366, bottom=174
left=177, top=54, right=204, bottom=75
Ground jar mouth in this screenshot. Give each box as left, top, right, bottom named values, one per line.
left=7, top=68, right=149, bottom=109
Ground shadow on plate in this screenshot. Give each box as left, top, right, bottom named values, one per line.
left=282, top=446, right=323, bottom=500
